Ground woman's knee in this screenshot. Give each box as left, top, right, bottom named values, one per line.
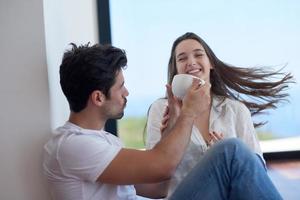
left=215, top=138, right=244, bottom=150
left=213, top=138, right=253, bottom=159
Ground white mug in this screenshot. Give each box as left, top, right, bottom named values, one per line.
left=171, top=74, right=205, bottom=99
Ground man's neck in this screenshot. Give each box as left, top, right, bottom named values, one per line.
left=68, top=111, right=106, bottom=131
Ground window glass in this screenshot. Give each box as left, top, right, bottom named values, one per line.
left=110, top=0, right=300, bottom=151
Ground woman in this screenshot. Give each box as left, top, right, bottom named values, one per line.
left=145, top=32, right=293, bottom=198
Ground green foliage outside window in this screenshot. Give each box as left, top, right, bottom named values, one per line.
left=118, top=117, right=278, bottom=149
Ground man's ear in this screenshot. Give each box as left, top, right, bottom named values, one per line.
left=90, top=90, right=106, bottom=106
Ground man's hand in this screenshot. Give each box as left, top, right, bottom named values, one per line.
left=181, top=78, right=211, bottom=118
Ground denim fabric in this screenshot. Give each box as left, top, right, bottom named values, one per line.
left=170, top=138, right=282, bottom=200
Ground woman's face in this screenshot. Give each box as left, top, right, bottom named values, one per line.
left=175, top=39, right=212, bottom=82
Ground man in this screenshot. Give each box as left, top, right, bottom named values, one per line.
left=43, top=43, right=282, bottom=200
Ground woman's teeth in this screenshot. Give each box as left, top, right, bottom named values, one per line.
left=188, top=69, right=201, bottom=74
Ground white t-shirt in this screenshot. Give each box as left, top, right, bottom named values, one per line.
left=43, top=122, right=138, bottom=200
left=146, top=96, right=264, bottom=198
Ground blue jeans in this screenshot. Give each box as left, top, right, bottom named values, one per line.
left=170, top=138, right=282, bottom=200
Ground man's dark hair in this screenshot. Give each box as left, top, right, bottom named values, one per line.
left=59, top=43, right=127, bottom=112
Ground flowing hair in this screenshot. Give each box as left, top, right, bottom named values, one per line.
left=167, top=32, right=294, bottom=127
left=143, top=32, right=294, bottom=144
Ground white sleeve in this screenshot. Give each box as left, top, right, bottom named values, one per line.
left=235, top=102, right=265, bottom=163
left=145, top=99, right=167, bottom=149
left=58, top=134, right=122, bottom=182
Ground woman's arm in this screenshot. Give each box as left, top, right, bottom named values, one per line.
left=235, top=102, right=264, bottom=160
left=143, top=99, right=172, bottom=197
left=143, top=90, right=182, bottom=197
left=146, top=98, right=170, bottom=147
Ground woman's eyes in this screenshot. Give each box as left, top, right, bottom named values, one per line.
left=195, top=54, right=204, bottom=57
left=177, top=54, right=204, bottom=61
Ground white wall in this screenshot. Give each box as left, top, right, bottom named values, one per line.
left=0, top=0, right=99, bottom=199
left=43, top=0, right=99, bottom=129
left=0, top=0, right=51, bottom=199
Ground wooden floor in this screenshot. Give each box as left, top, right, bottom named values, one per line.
left=267, top=160, right=300, bottom=200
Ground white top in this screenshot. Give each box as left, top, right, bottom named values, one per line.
left=146, top=96, right=264, bottom=198
left=43, top=122, right=138, bottom=200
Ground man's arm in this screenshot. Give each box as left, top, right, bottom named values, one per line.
left=134, top=180, right=171, bottom=199
left=98, top=113, right=195, bottom=184
left=97, top=80, right=210, bottom=186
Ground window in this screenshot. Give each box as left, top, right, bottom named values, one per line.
left=110, top=0, right=300, bottom=152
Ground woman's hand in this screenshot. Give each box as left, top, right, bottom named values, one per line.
left=160, top=106, right=170, bottom=134
left=160, top=84, right=182, bottom=137
left=206, top=131, right=224, bottom=146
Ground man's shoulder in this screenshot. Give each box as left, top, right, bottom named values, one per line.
left=46, top=127, right=122, bottom=164
left=50, top=123, right=122, bottom=150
